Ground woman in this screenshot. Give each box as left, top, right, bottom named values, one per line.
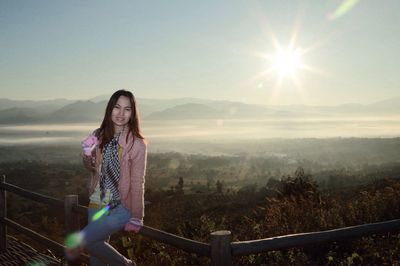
left=80, top=90, right=147, bottom=265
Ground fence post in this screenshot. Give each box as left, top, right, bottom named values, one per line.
left=210, top=230, right=232, bottom=266
left=64, top=195, right=80, bottom=235
left=64, top=195, right=80, bottom=265
left=0, top=175, right=7, bottom=252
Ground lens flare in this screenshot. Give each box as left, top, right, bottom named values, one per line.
left=328, top=0, right=360, bottom=20
left=64, top=232, right=83, bottom=248
left=91, top=205, right=110, bottom=221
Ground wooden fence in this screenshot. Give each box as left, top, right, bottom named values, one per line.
left=1, top=175, right=400, bottom=265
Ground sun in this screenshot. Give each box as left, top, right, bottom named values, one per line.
left=271, top=48, right=303, bottom=77
left=247, top=39, right=323, bottom=104
left=248, top=37, right=324, bottom=92
left=243, top=8, right=331, bottom=105
left=245, top=11, right=330, bottom=104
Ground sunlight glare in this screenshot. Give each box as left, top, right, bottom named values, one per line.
left=272, top=49, right=302, bottom=77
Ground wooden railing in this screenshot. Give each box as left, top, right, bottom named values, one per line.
left=1, top=174, right=400, bottom=265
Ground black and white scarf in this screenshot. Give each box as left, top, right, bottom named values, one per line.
left=99, top=134, right=121, bottom=202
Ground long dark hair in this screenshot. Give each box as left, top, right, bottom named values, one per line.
left=97, top=90, right=145, bottom=150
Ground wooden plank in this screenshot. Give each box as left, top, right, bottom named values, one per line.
left=139, top=225, right=210, bottom=257
left=0, top=182, right=64, bottom=208
left=231, top=218, right=400, bottom=256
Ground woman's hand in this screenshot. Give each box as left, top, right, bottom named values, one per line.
left=82, top=154, right=96, bottom=173
left=124, top=218, right=143, bottom=233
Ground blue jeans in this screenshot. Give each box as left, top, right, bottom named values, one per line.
left=82, top=204, right=132, bottom=265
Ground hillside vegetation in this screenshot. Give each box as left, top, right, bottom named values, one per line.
left=1, top=152, right=399, bottom=265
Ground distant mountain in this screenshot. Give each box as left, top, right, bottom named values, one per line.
left=88, top=96, right=221, bottom=118
left=0, top=98, right=75, bottom=112
left=45, top=101, right=106, bottom=123
left=0, top=107, right=42, bottom=124
left=145, top=103, right=221, bottom=120
left=368, top=97, right=400, bottom=111
left=145, top=102, right=300, bottom=120
left=0, top=96, right=399, bottom=125
left=206, top=101, right=297, bottom=118
left=271, top=97, right=400, bottom=116
left=139, top=97, right=218, bottom=112
left=89, top=94, right=111, bottom=103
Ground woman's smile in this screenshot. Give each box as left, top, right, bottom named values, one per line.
left=111, top=95, right=132, bottom=131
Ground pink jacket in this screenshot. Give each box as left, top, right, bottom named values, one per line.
left=87, top=129, right=147, bottom=221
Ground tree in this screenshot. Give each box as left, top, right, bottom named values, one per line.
left=176, top=177, right=184, bottom=194
left=216, top=180, right=223, bottom=193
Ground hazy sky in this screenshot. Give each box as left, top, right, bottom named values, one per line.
left=1, top=1, right=399, bottom=105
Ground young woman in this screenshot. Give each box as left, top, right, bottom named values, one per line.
left=80, top=90, right=147, bottom=265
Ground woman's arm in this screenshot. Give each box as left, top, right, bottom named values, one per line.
left=129, top=138, right=147, bottom=221
left=82, top=154, right=96, bottom=173
left=81, top=129, right=99, bottom=173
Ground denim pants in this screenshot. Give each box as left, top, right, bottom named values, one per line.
left=82, top=204, right=132, bottom=265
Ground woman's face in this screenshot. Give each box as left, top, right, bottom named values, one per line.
left=111, top=95, right=132, bottom=131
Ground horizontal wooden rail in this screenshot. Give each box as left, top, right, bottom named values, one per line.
left=1, top=180, right=210, bottom=257
left=72, top=203, right=87, bottom=215
left=68, top=197, right=211, bottom=256
left=0, top=182, right=64, bottom=208
left=139, top=225, right=211, bottom=257
left=231, top=218, right=400, bottom=256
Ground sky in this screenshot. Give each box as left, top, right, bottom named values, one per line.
left=0, top=0, right=399, bottom=105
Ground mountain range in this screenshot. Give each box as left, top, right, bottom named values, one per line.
left=0, top=96, right=399, bottom=124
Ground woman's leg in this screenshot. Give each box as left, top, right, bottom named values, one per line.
left=87, top=207, right=108, bottom=266
left=83, top=205, right=132, bottom=265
